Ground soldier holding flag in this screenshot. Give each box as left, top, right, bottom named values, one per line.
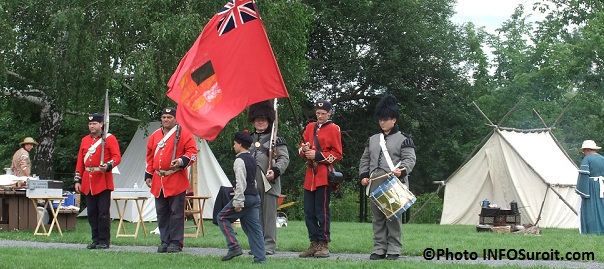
left=74, top=113, right=122, bottom=249
left=247, top=100, right=290, bottom=255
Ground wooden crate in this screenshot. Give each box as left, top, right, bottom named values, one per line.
left=480, top=208, right=500, bottom=217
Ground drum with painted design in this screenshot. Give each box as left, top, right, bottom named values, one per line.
left=369, top=175, right=416, bottom=221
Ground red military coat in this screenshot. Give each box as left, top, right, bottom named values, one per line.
left=298, top=121, right=343, bottom=191
left=75, top=134, right=122, bottom=195
left=145, top=126, right=197, bottom=198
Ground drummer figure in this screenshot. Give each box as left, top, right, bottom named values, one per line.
left=359, top=94, right=416, bottom=260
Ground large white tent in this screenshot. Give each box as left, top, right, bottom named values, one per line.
left=440, top=127, right=580, bottom=228
left=80, top=122, right=232, bottom=222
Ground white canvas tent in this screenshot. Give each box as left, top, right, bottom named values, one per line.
left=79, top=122, right=232, bottom=222
left=440, top=127, right=580, bottom=228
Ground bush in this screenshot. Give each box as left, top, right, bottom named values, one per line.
left=280, top=185, right=444, bottom=224
left=280, top=186, right=361, bottom=222
left=407, top=192, right=443, bottom=224
left=330, top=188, right=360, bottom=222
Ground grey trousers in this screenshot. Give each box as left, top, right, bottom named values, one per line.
left=370, top=200, right=402, bottom=255
left=258, top=191, right=278, bottom=253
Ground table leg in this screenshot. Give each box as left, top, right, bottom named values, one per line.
left=193, top=206, right=200, bottom=238
left=131, top=201, right=140, bottom=237
left=200, top=199, right=207, bottom=236
left=134, top=199, right=147, bottom=236
left=114, top=199, right=129, bottom=237
left=31, top=198, right=47, bottom=236
left=46, top=200, right=63, bottom=236
left=183, top=197, right=209, bottom=238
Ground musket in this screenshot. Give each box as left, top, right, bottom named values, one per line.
left=267, top=98, right=278, bottom=171
left=172, top=124, right=181, bottom=162
left=101, top=89, right=109, bottom=165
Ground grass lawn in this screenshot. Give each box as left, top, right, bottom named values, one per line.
left=0, top=218, right=600, bottom=268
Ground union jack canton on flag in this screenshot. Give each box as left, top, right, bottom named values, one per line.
left=217, top=0, right=258, bottom=36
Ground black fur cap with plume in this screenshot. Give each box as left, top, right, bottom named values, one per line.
left=247, top=100, right=275, bottom=123
left=374, top=94, right=400, bottom=119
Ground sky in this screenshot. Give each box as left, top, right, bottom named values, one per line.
left=451, top=0, right=547, bottom=34
left=451, top=0, right=550, bottom=68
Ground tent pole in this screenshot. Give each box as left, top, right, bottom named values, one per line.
left=548, top=186, right=578, bottom=215
left=191, top=148, right=199, bottom=211
left=497, top=99, right=523, bottom=126
left=461, top=128, right=493, bottom=165
left=407, top=182, right=444, bottom=224
left=192, top=156, right=199, bottom=196
left=551, top=100, right=573, bottom=129
left=548, top=131, right=577, bottom=169
left=532, top=108, right=549, bottom=128
left=472, top=101, right=494, bottom=126
left=441, top=127, right=496, bottom=186
left=534, top=187, right=549, bottom=226
left=450, top=100, right=514, bottom=183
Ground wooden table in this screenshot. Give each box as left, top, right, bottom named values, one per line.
left=0, top=189, right=37, bottom=231
left=184, top=196, right=210, bottom=238
left=29, top=196, right=64, bottom=236
left=113, top=196, right=148, bottom=238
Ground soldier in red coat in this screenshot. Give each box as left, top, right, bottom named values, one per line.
left=74, top=114, right=122, bottom=250
left=145, top=107, right=198, bottom=253
left=298, top=100, right=343, bottom=258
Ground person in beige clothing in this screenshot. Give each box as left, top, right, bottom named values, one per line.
left=11, top=137, right=38, bottom=177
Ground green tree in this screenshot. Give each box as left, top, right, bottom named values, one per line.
left=1, top=0, right=312, bottom=181
left=481, top=1, right=604, bottom=161
left=298, top=0, right=490, bottom=194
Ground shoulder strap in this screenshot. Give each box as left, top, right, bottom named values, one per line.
left=154, top=126, right=178, bottom=157
left=379, top=133, right=401, bottom=171
left=252, top=134, right=272, bottom=156
left=84, top=133, right=112, bottom=163
left=313, top=122, right=322, bottom=153
left=314, top=123, right=335, bottom=171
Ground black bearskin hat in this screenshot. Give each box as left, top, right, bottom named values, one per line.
left=247, top=100, right=275, bottom=123
left=374, top=94, right=400, bottom=119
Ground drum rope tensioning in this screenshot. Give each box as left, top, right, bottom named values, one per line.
left=368, top=173, right=416, bottom=221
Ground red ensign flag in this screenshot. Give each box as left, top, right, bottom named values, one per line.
left=167, top=0, right=288, bottom=140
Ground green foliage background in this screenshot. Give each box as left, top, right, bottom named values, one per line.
left=3, top=0, right=604, bottom=222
